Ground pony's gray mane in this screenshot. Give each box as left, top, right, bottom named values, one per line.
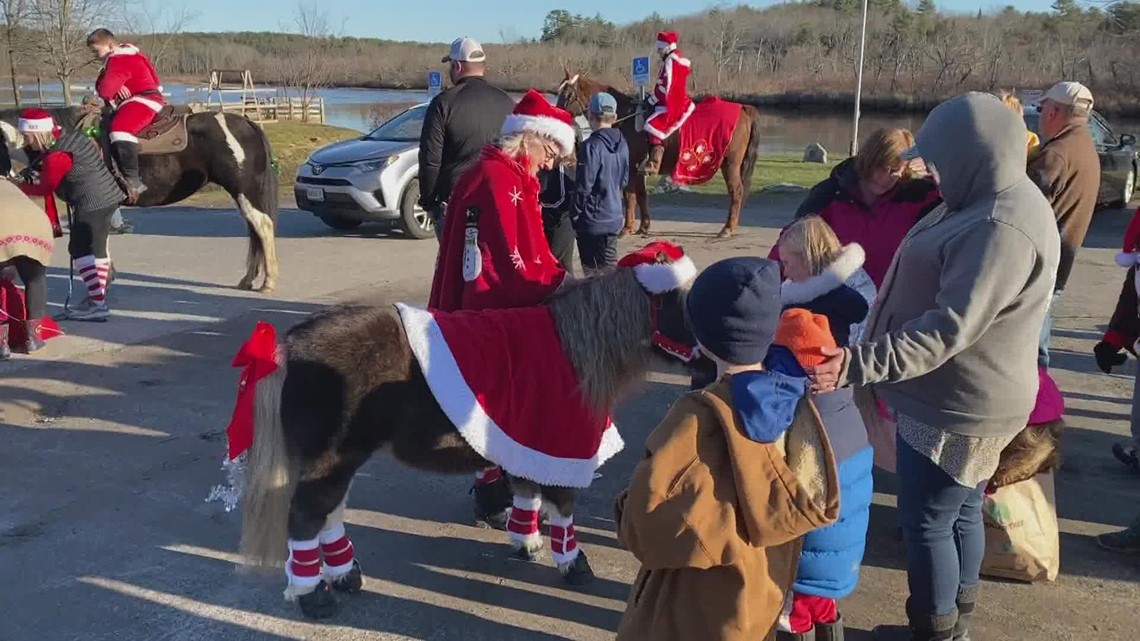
left=547, top=269, right=653, bottom=414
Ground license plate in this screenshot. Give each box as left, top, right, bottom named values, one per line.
left=306, top=188, right=324, bottom=202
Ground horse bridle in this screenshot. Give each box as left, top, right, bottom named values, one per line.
left=557, top=78, right=644, bottom=126
left=647, top=293, right=697, bottom=363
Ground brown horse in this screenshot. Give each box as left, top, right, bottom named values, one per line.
left=556, top=70, right=762, bottom=239
left=235, top=251, right=697, bottom=619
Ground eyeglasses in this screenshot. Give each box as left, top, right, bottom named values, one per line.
left=542, top=143, right=559, bottom=161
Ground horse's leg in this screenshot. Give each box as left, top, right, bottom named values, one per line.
left=621, top=183, right=637, bottom=237
left=540, top=484, right=594, bottom=586
left=236, top=194, right=278, bottom=293
left=718, top=160, right=745, bottom=239
left=285, top=456, right=363, bottom=619
left=636, top=178, right=651, bottom=236
left=505, top=476, right=544, bottom=561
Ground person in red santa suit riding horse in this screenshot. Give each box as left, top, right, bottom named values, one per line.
left=87, top=28, right=165, bottom=202
left=431, top=88, right=577, bottom=530
left=641, top=30, right=695, bottom=177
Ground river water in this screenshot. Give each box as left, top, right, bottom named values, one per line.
left=17, top=82, right=1140, bottom=156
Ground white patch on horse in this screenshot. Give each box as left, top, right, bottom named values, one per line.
left=215, top=112, right=246, bottom=167
left=237, top=194, right=273, bottom=238
left=0, top=121, right=19, bottom=148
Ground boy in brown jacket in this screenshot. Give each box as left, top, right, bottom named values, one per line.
left=614, top=257, right=841, bottom=641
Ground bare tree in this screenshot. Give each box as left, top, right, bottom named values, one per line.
left=273, top=1, right=339, bottom=122
left=123, top=0, right=197, bottom=71
left=27, top=0, right=121, bottom=105
left=0, top=0, right=29, bottom=106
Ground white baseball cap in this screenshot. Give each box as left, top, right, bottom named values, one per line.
left=442, top=37, right=486, bottom=63
left=1043, top=81, right=1093, bottom=115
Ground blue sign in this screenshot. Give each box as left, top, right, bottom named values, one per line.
left=632, top=56, right=651, bottom=88
left=427, top=71, right=443, bottom=98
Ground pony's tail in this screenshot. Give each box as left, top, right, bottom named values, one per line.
left=238, top=347, right=295, bottom=571
left=739, top=105, right=763, bottom=195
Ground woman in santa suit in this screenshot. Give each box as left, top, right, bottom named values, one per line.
left=16, top=109, right=126, bottom=322
left=429, top=88, right=577, bottom=529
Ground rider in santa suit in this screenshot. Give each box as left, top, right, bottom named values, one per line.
left=641, top=31, right=695, bottom=177
left=430, top=88, right=576, bottom=529
left=87, top=28, right=166, bottom=202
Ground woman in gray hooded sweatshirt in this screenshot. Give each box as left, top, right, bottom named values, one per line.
left=808, top=92, right=1060, bottom=641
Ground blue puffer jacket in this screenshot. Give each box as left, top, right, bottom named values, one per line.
left=765, top=348, right=873, bottom=600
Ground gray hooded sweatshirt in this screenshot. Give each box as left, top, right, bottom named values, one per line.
left=840, top=92, right=1061, bottom=438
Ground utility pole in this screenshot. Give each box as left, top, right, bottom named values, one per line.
left=850, top=0, right=869, bottom=156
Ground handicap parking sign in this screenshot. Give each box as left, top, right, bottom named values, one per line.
left=632, top=56, right=651, bottom=88
left=427, top=71, right=443, bottom=98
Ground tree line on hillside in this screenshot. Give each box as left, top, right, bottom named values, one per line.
left=4, top=1, right=1140, bottom=115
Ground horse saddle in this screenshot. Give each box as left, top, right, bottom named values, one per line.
left=92, top=105, right=192, bottom=155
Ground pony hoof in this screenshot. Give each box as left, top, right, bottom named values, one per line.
left=716, top=227, right=735, bottom=239
left=618, top=227, right=634, bottom=238
left=636, top=226, right=651, bottom=236
left=257, top=282, right=277, bottom=294
left=560, top=551, right=595, bottom=587
left=510, top=539, right=544, bottom=563
left=236, top=279, right=255, bottom=291
left=297, top=581, right=339, bottom=619
left=330, top=560, right=363, bottom=594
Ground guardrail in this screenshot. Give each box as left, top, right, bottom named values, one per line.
left=188, top=97, right=325, bottom=123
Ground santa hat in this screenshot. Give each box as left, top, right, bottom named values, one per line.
left=1117, top=208, right=1140, bottom=267
left=501, top=89, right=577, bottom=157
left=655, top=31, right=679, bottom=54
left=774, top=308, right=837, bottom=370
left=617, top=241, right=698, bottom=293
left=17, top=108, right=58, bottom=136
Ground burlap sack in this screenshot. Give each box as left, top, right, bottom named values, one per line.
left=853, top=385, right=897, bottom=473
left=980, top=472, right=1060, bottom=583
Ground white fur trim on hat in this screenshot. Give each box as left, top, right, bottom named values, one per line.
left=633, top=255, right=698, bottom=293
left=501, top=114, right=576, bottom=157
left=655, top=40, right=677, bottom=53
left=18, top=117, right=54, bottom=134
left=1116, top=251, right=1140, bottom=267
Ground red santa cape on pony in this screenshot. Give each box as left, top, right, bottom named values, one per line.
left=671, top=97, right=743, bottom=186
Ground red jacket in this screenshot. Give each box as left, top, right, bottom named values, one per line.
left=649, top=51, right=692, bottom=122
left=429, top=145, right=565, bottom=312
left=768, top=159, right=942, bottom=287
left=1103, top=266, right=1140, bottom=354
left=96, top=44, right=165, bottom=108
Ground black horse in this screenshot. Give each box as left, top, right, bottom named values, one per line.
left=0, top=106, right=280, bottom=292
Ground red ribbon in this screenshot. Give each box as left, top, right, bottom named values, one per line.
left=224, top=321, right=279, bottom=460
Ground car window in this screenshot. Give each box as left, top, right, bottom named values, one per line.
left=1089, top=114, right=1114, bottom=146
left=366, top=106, right=426, bottom=142
left=1023, top=112, right=1041, bottom=136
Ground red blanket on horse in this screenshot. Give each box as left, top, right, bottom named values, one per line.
left=396, top=302, right=622, bottom=488
left=670, top=96, right=743, bottom=186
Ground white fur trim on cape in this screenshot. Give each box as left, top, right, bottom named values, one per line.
left=501, top=113, right=576, bottom=157
left=18, top=117, right=53, bottom=133
left=642, top=100, right=696, bottom=140
left=395, top=303, right=623, bottom=488
left=633, top=255, right=697, bottom=293
left=781, top=243, right=866, bottom=305
left=1116, top=251, right=1140, bottom=267
left=109, top=44, right=140, bottom=56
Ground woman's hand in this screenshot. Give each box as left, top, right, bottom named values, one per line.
left=806, top=346, right=847, bottom=393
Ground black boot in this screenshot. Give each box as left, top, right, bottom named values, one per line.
left=952, top=587, right=977, bottom=641
left=471, top=474, right=512, bottom=530
left=873, top=602, right=957, bottom=641
left=0, top=324, right=10, bottom=360
left=112, top=140, right=146, bottom=200
left=24, top=318, right=45, bottom=353
left=816, top=613, right=845, bottom=641
left=776, top=628, right=816, bottom=641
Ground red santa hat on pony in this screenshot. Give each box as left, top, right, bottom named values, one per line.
left=17, top=108, right=60, bottom=137
left=1117, top=208, right=1140, bottom=267
left=501, top=89, right=577, bottom=158
left=618, top=240, right=698, bottom=293
left=655, top=31, right=679, bottom=54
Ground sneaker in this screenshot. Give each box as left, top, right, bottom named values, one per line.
left=1097, top=517, right=1140, bottom=554
left=1113, top=442, right=1140, bottom=472
left=65, top=300, right=110, bottom=322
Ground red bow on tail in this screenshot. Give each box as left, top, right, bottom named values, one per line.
left=224, top=321, right=279, bottom=460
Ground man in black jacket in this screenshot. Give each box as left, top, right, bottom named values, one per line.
left=418, top=37, right=515, bottom=242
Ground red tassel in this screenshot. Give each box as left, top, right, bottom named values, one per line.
left=224, top=321, right=279, bottom=460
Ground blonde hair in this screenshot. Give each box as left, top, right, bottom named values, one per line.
left=855, top=128, right=915, bottom=181
left=24, top=131, right=54, bottom=151
left=778, top=215, right=843, bottom=276
left=998, top=91, right=1022, bottom=114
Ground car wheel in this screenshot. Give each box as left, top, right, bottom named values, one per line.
left=319, top=214, right=363, bottom=231
left=1118, top=168, right=1137, bottom=208
left=398, top=178, right=434, bottom=240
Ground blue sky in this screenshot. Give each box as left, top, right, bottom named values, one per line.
left=179, top=1, right=1061, bottom=43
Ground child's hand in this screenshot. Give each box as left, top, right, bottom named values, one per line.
left=1094, top=341, right=1127, bottom=374
left=806, top=346, right=846, bottom=393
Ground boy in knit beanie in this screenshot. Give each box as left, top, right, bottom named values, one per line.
left=615, top=257, right=840, bottom=641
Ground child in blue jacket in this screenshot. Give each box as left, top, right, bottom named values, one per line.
left=572, top=92, right=629, bottom=275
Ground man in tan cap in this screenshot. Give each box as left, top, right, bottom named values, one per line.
left=1028, top=81, right=1100, bottom=368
